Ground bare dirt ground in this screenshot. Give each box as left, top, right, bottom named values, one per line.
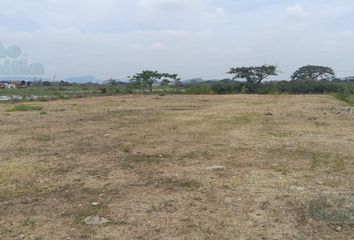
left=0, top=95, right=353, bottom=240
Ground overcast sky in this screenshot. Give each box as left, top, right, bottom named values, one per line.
left=1, top=0, right=353, bottom=80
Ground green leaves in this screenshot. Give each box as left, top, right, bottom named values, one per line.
left=129, top=70, right=179, bottom=93
left=228, top=65, right=278, bottom=84
left=291, top=65, right=335, bottom=81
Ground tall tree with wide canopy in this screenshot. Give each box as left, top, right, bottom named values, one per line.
left=129, top=70, right=179, bottom=93
left=291, top=65, right=335, bottom=81
left=228, top=65, right=278, bottom=84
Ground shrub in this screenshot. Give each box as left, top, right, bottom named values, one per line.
left=211, top=81, right=243, bottom=94
left=7, top=105, right=44, bottom=112
left=184, top=80, right=354, bottom=95
left=185, top=84, right=213, bottom=94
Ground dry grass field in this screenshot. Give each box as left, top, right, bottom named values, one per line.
left=0, top=95, right=353, bottom=240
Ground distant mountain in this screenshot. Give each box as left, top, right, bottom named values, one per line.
left=62, top=75, right=102, bottom=83
left=181, top=78, right=207, bottom=85
left=181, top=78, right=226, bottom=85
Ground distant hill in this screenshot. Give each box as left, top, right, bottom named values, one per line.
left=181, top=78, right=207, bottom=85
left=62, top=75, right=102, bottom=83
left=181, top=78, right=227, bottom=85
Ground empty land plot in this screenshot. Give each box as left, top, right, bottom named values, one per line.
left=0, top=95, right=353, bottom=240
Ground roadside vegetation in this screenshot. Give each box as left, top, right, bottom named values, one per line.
left=334, top=92, right=354, bottom=106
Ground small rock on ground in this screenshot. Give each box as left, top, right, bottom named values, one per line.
left=206, top=166, right=225, bottom=171
left=341, top=107, right=354, bottom=115
left=84, top=216, right=110, bottom=225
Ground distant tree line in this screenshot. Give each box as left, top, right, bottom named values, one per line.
left=31, top=80, right=100, bottom=87
left=185, top=79, right=354, bottom=95
left=10, top=64, right=353, bottom=96
left=124, top=64, right=353, bottom=95
left=227, top=64, right=336, bottom=84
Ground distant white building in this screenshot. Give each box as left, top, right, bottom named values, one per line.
left=5, top=83, right=16, bottom=89
left=0, top=81, right=18, bottom=88
left=346, top=76, right=354, bottom=82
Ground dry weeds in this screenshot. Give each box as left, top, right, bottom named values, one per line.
left=0, top=95, right=353, bottom=239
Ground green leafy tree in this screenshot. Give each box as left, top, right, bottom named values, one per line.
left=129, top=70, right=179, bottom=93
left=291, top=65, right=335, bottom=81
left=228, top=65, right=278, bottom=84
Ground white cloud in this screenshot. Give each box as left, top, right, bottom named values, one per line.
left=286, top=4, right=308, bottom=18
left=323, top=40, right=337, bottom=45
left=1, top=0, right=354, bottom=79
left=339, top=30, right=354, bottom=38
left=128, top=42, right=165, bottom=50
left=139, top=0, right=203, bottom=12
left=215, top=7, right=226, bottom=17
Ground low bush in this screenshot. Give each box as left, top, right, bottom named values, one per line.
left=183, top=80, right=354, bottom=95
left=7, top=105, right=44, bottom=112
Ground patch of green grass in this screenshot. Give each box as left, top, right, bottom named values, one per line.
left=34, top=134, right=53, bottom=142
left=309, top=193, right=354, bottom=224
left=128, top=154, right=166, bottom=163
left=231, top=115, right=250, bottom=124
left=7, top=104, right=43, bottom=112
left=310, top=152, right=349, bottom=171
left=310, top=152, right=332, bottom=169
left=334, top=93, right=354, bottom=106
left=333, top=155, right=348, bottom=171
left=269, top=131, right=292, bottom=138
left=33, top=237, right=44, bottom=240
